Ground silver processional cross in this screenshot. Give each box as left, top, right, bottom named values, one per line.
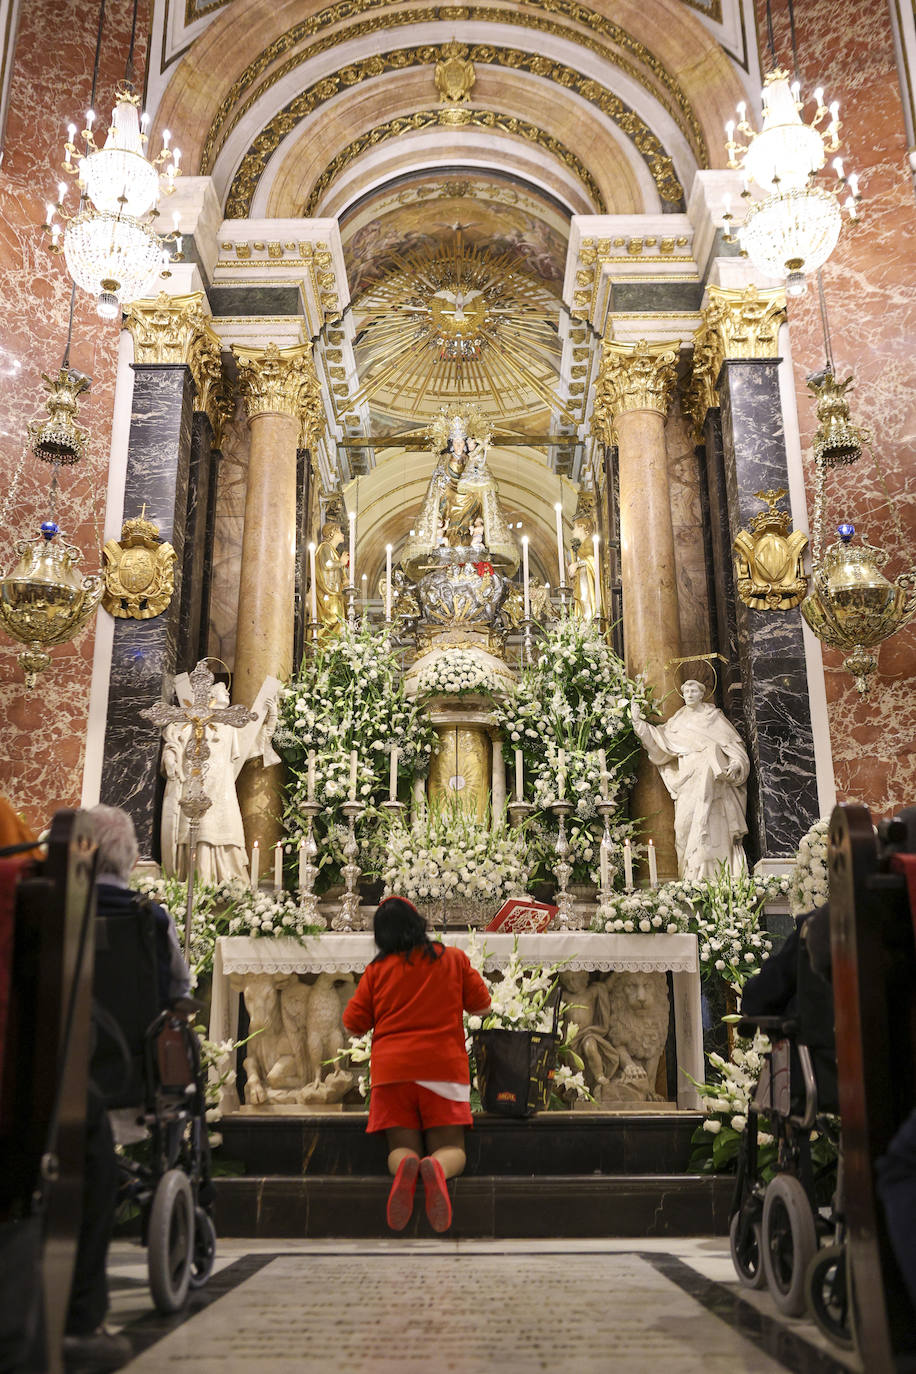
left=142, top=659, right=257, bottom=961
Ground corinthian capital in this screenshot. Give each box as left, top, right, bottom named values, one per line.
left=125, top=291, right=212, bottom=367
left=233, top=342, right=323, bottom=430
left=702, top=284, right=786, bottom=360
left=592, top=338, right=679, bottom=441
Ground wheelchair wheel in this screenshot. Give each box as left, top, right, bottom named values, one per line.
left=761, top=1174, right=818, bottom=1316
left=806, top=1244, right=854, bottom=1350
left=147, top=1169, right=194, bottom=1313
left=189, top=1207, right=217, bottom=1289
left=730, top=1212, right=766, bottom=1289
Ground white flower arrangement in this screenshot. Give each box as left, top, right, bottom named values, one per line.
left=381, top=801, right=530, bottom=912
left=133, top=875, right=323, bottom=983
left=415, top=649, right=509, bottom=700
left=789, top=816, right=830, bottom=917
left=589, top=864, right=788, bottom=989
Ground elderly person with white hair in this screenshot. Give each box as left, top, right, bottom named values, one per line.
left=89, top=803, right=191, bottom=1004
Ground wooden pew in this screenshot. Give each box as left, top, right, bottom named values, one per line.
left=0, top=811, right=98, bottom=1374
left=829, top=801, right=916, bottom=1370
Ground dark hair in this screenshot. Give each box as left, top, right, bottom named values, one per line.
left=372, top=897, right=443, bottom=963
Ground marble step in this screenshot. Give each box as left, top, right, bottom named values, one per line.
left=212, top=1174, right=732, bottom=1239
left=217, top=1110, right=704, bottom=1177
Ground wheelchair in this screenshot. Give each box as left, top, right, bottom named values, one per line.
left=728, top=923, right=850, bottom=1344
left=93, top=894, right=216, bottom=1314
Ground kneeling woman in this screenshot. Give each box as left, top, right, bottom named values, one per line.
left=342, top=896, right=491, bottom=1232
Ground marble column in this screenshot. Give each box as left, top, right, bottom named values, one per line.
left=593, top=339, right=682, bottom=879
left=233, top=342, right=323, bottom=855
left=99, top=292, right=219, bottom=859
left=293, top=446, right=312, bottom=670
left=489, top=728, right=507, bottom=821
left=692, top=285, right=820, bottom=858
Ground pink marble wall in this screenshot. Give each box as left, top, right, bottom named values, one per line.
left=757, top=0, right=916, bottom=818
left=0, top=2, right=149, bottom=831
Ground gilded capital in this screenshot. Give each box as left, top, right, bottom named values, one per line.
left=187, top=324, right=235, bottom=447
left=125, top=291, right=212, bottom=367
left=592, top=338, right=679, bottom=441
left=702, top=284, right=787, bottom=361
left=233, top=343, right=324, bottom=436
left=682, top=324, right=722, bottom=441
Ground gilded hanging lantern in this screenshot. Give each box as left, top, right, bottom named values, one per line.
left=0, top=522, right=103, bottom=689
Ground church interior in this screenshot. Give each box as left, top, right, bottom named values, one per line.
left=2, top=0, right=916, bottom=1370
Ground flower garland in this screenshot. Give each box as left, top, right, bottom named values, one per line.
left=494, top=618, right=648, bottom=880
left=789, top=816, right=830, bottom=917
left=273, top=621, right=436, bottom=885
left=589, top=866, right=788, bottom=989
left=382, top=801, right=530, bottom=911
left=414, top=648, right=509, bottom=700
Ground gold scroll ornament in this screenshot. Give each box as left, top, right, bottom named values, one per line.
left=102, top=511, right=176, bottom=619
left=733, top=489, right=808, bottom=612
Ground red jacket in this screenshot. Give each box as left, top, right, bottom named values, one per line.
left=342, top=944, right=491, bottom=1086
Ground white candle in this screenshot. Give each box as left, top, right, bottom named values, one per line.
left=361, top=573, right=368, bottom=608
left=298, top=838, right=307, bottom=891
left=598, top=748, right=609, bottom=800
left=592, top=532, right=602, bottom=616
left=647, top=839, right=658, bottom=888
left=349, top=748, right=358, bottom=802
left=308, top=541, right=318, bottom=625
left=389, top=745, right=398, bottom=802
left=307, top=750, right=316, bottom=801
left=600, top=834, right=611, bottom=892
left=348, top=510, right=356, bottom=587
left=557, top=747, right=566, bottom=800
left=274, top=841, right=283, bottom=891
left=385, top=544, right=393, bottom=621
left=521, top=534, right=531, bottom=619
left=250, top=840, right=259, bottom=891
left=623, top=838, right=634, bottom=890
left=554, top=502, right=565, bottom=586
left=514, top=748, right=524, bottom=802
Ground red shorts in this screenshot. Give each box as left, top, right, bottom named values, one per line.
left=367, top=1081, right=473, bottom=1134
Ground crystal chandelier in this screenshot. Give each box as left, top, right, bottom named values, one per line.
left=722, top=68, right=861, bottom=296
left=800, top=370, right=915, bottom=694
left=44, top=81, right=181, bottom=319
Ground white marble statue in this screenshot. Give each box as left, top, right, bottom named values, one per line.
left=237, top=971, right=356, bottom=1109
left=603, top=970, right=670, bottom=1103
left=160, top=674, right=280, bottom=885
left=558, top=970, right=620, bottom=1097
left=631, top=680, right=750, bottom=881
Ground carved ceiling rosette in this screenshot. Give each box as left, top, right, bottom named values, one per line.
left=591, top=338, right=679, bottom=443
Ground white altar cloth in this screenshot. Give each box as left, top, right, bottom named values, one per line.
left=210, top=932, right=704, bottom=1110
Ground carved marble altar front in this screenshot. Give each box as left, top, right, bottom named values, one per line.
left=210, top=932, right=704, bottom=1114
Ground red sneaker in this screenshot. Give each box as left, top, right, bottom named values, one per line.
left=386, top=1155, right=419, bottom=1231
left=420, top=1156, right=452, bottom=1232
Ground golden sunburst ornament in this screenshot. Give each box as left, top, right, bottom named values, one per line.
left=350, top=230, right=575, bottom=422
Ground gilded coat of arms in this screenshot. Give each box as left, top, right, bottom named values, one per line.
left=733, top=489, right=808, bottom=611
left=435, top=40, right=475, bottom=123
left=102, top=510, right=176, bottom=619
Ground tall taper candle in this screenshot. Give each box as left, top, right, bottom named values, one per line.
left=307, top=749, right=316, bottom=801
left=623, top=838, right=633, bottom=890
left=250, top=840, right=260, bottom=891
left=389, top=745, right=398, bottom=802
left=385, top=544, right=393, bottom=621
left=592, top=532, right=602, bottom=616
left=274, top=841, right=283, bottom=890
left=349, top=748, right=358, bottom=802
left=521, top=534, right=531, bottom=619
left=348, top=509, right=356, bottom=587
left=647, top=839, right=658, bottom=888
left=515, top=747, right=524, bottom=802
left=554, top=502, right=565, bottom=586
left=308, top=541, right=318, bottom=625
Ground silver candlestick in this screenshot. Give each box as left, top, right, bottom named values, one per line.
left=507, top=798, right=534, bottom=829
left=520, top=616, right=537, bottom=669
left=333, top=800, right=364, bottom=931
left=551, top=799, right=580, bottom=931
left=595, top=800, right=616, bottom=922
left=344, top=581, right=357, bottom=624
left=297, top=801, right=325, bottom=929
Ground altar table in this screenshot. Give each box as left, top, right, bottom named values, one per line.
left=210, top=932, right=705, bottom=1111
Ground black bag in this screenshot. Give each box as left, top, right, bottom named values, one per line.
left=471, top=992, right=561, bottom=1118
left=92, top=896, right=161, bottom=1107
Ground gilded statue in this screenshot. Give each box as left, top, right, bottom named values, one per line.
left=567, top=496, right=601, bottom=622
left=314, top=519, right=348, bottom=634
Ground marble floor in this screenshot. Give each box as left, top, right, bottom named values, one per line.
left=106, top=1237, right=862, bottom=1374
